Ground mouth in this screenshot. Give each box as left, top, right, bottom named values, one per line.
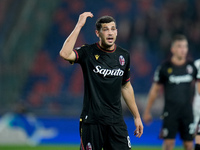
left=107, top=37, right=114, bottom=43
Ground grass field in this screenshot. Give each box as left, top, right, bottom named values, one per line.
left=0, top=145, right=184, bottom=150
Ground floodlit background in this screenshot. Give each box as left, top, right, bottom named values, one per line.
left=0, top=0, right=199, bottom=147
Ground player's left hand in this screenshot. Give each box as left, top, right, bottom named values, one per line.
left=134, top=117, right=143, bottom=138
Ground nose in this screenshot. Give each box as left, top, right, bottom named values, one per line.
left=108, top=29, right=113, bottom=35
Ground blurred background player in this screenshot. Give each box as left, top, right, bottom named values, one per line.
left=59, top=12, right=143, bottom=150
left=143, top=34, right=198, bottom=150
left=194, top=59, right=200, bottom=150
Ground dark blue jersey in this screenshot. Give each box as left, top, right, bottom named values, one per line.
left=73, top=43, right=130, bottom=125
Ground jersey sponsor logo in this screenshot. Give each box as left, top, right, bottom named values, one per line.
left=93, top=65, right=124, bottom=77
left=169, top=74, right=193, bottom=84
left=119, top=55, right=125, bottom=66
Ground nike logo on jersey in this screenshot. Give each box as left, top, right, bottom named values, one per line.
left=169, top=74, right=193, bottom=84
left=93, top=65, right=124, bottom=77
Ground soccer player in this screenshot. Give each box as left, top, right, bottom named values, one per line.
left=194, top=59, right=200, bottom=150
left=143, top=34, right=199, bottom=150
left=59, top=12, right=143, bottom=150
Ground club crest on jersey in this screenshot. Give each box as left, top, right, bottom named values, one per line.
left=119, top=55, right=125, bottom=66
left=186, top=65, right=193, bottom=74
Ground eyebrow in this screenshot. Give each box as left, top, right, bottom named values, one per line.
left=102, top=26, right=116, bottom=29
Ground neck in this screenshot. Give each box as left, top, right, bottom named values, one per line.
left=171, top=56, right=186, bottom=66
left=99, top=42, right=115, bottom=50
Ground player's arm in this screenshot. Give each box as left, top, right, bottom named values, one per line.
left=121, top=81, right=143, bottom=138
left=142, top=82, right=162, bottom=125
left=59, top=12, right=93, bottom=62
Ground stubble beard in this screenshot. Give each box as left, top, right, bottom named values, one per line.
left=101, top=39, right=115, bottom=50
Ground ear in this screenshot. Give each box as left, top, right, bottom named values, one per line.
left=95, top=30, right=99, bottom=37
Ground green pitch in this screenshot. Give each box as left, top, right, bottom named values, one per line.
left=0, top=145, right=183, bottom=150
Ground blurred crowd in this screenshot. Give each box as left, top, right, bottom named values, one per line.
left=126, top=0, right=200, bottom=59
left=23, top=0, right=200, bottom=116
left=1, top=0, right=200, bottom=116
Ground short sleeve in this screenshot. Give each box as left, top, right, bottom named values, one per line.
left=153, top=65, right=164, bottom=84
left=72, top=45, right=89, bottom=64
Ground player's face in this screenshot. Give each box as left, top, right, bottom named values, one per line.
left=96, top=22, right=117, bottom=50
left=171, top=40, right=188, bottom=60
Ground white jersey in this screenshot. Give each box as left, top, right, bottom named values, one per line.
left=193, top=59, right=200, bottom=127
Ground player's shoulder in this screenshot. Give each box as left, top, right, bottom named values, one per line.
left=159, top=59, right=171, bottom=69
left=154, top=59, right=171, bottom=74
left=186, top=59, right=197, bottom=69
left=186, top=59, right=194, bottom=64
left=116, top=45, right=130, bottom=58
left=74, top=44, right=91, bottom=50
left=116, top=45, right=129, bottom=53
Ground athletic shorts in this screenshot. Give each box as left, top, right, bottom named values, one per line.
left=79, top=120, right=131, bottom=150
left=159, top=110, right=194, bottom=141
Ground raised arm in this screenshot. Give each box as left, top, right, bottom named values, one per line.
left=121, top=81, right=143, bottom=138
left=59, top=12, right=93, bottom=61
left=142, top=82, right=162, bottom=125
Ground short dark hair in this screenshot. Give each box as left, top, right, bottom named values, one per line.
left=171, top=34, right=187, bottom=46
left=95, top=16, right=116, bottom=31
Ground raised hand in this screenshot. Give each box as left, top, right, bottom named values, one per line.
left=76, top=12, right=94, bottom=28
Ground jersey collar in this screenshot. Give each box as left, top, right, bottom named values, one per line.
left=96, top=42, right=116, bottom=53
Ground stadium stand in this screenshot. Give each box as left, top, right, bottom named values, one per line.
left=1, top=0, right=200, bottom=117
